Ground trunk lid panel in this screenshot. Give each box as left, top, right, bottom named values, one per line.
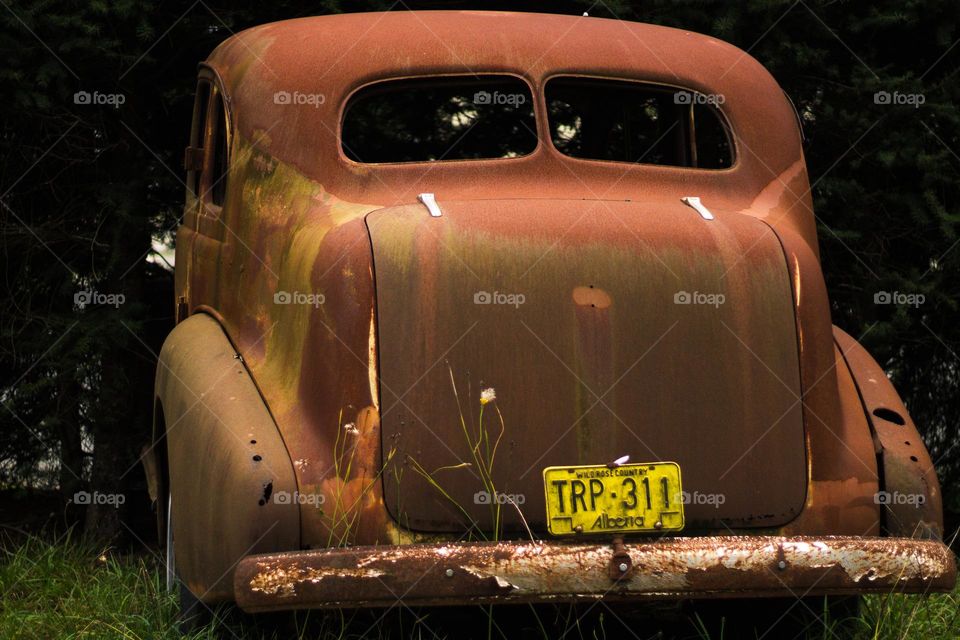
left=367, top=199, right=806, bottom=533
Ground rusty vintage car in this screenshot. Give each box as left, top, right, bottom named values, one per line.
left=145, top=9, right=956, bottom=627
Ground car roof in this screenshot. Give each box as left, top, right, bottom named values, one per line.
left=206, top=11, right=803, bottom=207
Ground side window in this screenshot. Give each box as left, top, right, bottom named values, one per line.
left=208, top=92, right=229, bottom=206
left=185, top=81, right=211, bottom=196
left=692, top=103, right=734, bottom=169
left=200, top=89, right=229, bottom=209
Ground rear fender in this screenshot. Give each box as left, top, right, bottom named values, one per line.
left=154, top=313, right=300, bottom=601
left=833, top=326, right=944, bottom=539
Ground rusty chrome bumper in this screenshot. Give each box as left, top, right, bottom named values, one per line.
left=234, top=536, right=957, bottom=611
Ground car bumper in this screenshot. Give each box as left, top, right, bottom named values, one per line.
left=234, top=535, right=957, bottom=611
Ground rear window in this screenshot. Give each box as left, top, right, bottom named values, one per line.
left=342, top=75, right=537, bottom=163
left=545, top=78, right=734, bottom=169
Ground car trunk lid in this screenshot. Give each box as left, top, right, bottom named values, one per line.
left=367, top=198, right=806, bottom=534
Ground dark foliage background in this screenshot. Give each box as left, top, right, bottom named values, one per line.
left=0, top=0, right=957, bottom=542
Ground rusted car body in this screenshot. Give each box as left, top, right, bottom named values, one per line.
left=146, top=11, right=956, bottom=613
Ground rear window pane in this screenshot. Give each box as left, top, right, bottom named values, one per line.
left=545, top=78, right=733, bottom=169
left=342, top=76, right=537, bottom=163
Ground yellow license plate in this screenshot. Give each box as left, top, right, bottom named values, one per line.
left=543, top=462, right=685, bottom=535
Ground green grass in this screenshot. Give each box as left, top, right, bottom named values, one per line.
left=859, top=585, right=960, bottom=639
left=0, top=533, right=186, bottom=639
left=0, top=532, right=957, bottom=639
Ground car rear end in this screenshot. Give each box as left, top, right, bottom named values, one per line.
left=232, top=196, right=957, bottom=610
left=208, top=10, right=956, bottom=614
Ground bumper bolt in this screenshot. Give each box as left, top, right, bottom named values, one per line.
left=618, top=562, right=629, bottom=573
left=445, top=569, right=454, bottom=577
left=777, top=560, right=787, bottom=570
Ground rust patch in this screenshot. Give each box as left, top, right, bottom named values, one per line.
left=235, top=535, right=956, bottom=611
left=249, top=562, right=386, bottom=597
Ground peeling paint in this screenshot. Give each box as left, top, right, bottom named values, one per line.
left=235, top=536, right=956, bottom=611
left=249, top=562, right=386, bottom=597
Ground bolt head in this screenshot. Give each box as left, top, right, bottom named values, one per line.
left=445, top=568, right=454, bottom=577
left=654, top=521, right=663, bottom=530
left=777, top=560, right=787, bottom=570
left=618, top=562, right=629, bottom=573
left=574, top=525, right=583, bottom=533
